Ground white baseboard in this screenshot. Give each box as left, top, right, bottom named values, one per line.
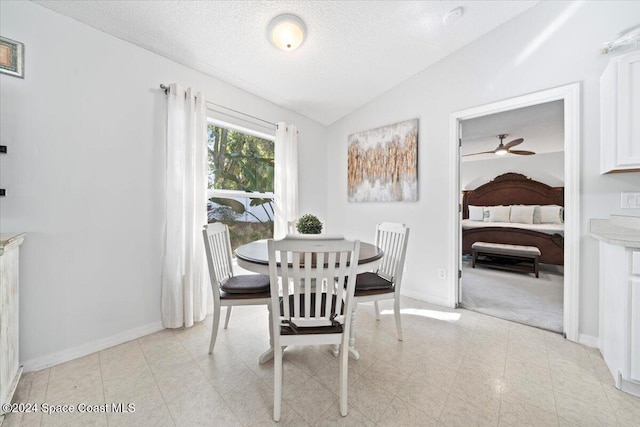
left=620, top=376, right=640, bottom=397
left=21, top=321, right=164, bottom=373
left=402, top=289, right=453, bottom=308
left=578, top=333, right=599, bottom=348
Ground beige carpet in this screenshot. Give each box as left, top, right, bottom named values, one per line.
left=460, top=258, right=564, bottom=333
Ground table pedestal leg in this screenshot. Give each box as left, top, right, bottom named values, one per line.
left=348, top=308, right=360, bottom=360
left=330, top=308, right=360, bottom=360
left=259, top=348, right=274, bottom=364
left=259, top=303, right=275, bottom=364
left=331, top=345, right=360, bottom=360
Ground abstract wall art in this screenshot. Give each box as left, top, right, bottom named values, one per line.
left=347, top=119, right=418, bottom=202
left=0, top=36, right=24, bottom=78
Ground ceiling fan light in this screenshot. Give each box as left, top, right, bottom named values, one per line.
left=495, top=147, right=508, bottom=156
left=268, top=14, right=306, bottom=51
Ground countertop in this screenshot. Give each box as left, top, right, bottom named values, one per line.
left=590, top=215, right=640, bottom=249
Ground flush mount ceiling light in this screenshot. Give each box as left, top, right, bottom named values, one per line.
left=267, top=14, right=306, bottom=51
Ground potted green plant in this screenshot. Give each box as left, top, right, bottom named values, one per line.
left=296, top=214, right=323, bottom=234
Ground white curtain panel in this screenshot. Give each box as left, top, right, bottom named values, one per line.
left=274, top=122, right=299, bottom=239
left=161, top=84, right=208, bottom=328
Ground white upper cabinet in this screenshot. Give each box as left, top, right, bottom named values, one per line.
left=601, top=50, right=640, bottom=174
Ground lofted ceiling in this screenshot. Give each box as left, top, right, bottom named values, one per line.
left=460, top=100, right=565, bottom=162
left=34, top=0, right=538, bottom=126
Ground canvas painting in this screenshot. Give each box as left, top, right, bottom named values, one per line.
left=0, top=36, right=24, bottom=78
left=348, top=119, right=418, bottom=202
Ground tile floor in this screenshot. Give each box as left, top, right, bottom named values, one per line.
left=3, top=297, right=640, bottom=426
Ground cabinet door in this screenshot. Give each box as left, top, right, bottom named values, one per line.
left=617, top=52, right=640, bottom=167
left=632, top=251, right=640, bottom=275
left=0, top=245, right=20, bottom=408
left=601, top=50, right=640, bottom=173
left=631, top=277, right=640, bottom=382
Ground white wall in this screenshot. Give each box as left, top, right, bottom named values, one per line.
left=461, top=152, right=565, bottom=190
left=326, top=1, right=640, bottom=337
left=0, top=1, right=327, bottom=367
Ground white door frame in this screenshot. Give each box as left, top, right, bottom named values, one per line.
left=448, top=83, right=581, bottom=342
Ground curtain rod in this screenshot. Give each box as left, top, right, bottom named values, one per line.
left=159, top=84, right=277, bottom=128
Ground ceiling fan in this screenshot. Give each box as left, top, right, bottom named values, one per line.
left=463, top=134, right=535, bottom=157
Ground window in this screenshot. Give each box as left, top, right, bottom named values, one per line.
left=207, top=120, right=275, bottom=251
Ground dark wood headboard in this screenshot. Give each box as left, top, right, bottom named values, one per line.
left=462, top=173, right=564, bottom=219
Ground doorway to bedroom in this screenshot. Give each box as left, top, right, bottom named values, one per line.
left=449, top=83, right=580, bottom=341
left=459, top=101, right=565, bottom=333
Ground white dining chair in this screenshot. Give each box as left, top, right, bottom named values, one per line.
left=353, top=222, right=409, bottom=341
left=202, top=223, right=271, bottom=354
left=267, top=236, right=360, bottom=421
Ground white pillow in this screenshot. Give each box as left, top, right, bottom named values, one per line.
left=540, top=205, right=563, bottom=224
left=468, top=205, right=484, bottom=221
left=510, top=205, right=535, bottom=224
left=533, top=206, right=542, bottom=224
left=485, top=205, right=511, bottom=223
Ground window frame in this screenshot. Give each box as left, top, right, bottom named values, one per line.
left=205, top=117, right=276, bottom=201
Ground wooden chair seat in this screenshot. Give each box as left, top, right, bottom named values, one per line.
left=355, top=272, right=394, bottom=292
left=220, top=274, right=270, bottom=294
left=355, top=286, right=395, bottom=297
left=280, top=322, right=343, bottom=335
left=219, top=289, right=271, bottom=300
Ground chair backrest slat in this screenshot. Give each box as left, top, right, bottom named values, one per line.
left=281, top=251, right=292, bottom=318
left=268, top=237, right=360, bottom=328
left=375, top=222, right=410, bottom=283
left=203, top=223, right=235, bottom=288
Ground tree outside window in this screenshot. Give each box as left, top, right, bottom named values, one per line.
left=207, top=124, right=274, bottom=251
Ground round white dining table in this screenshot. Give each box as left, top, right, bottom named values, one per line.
left=234, top=238, right=383, bottom=363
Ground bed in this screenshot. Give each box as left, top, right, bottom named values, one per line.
left=462, top=173, right=564, bottom=265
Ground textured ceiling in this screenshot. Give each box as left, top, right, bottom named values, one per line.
left=34, top=0, right=538, bottom=125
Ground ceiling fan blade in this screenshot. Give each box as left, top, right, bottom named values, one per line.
left=462, top=150, right=496, bottom=157
left=504, top=138, right=524, bottom=149
left=509, top=150, right=535, bottom=155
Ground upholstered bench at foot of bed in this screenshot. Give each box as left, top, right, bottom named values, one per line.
left=471, top=242, right=541, bottom=278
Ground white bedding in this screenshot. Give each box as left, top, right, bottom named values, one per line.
left=462, top=219, right=564, bottom=237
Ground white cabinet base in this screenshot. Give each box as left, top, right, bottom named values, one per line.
left=597, top=239, right=640, bottom=397
left=0, top=234, right=25, bottom=416
left=0, top=365, right=22, bottom=417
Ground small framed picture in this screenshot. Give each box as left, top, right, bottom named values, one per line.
left=0, top=36, right=24, bottom=78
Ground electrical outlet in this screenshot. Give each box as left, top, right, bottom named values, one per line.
left=621, top=192, right=640, bottom=209
left=438, top=268, right=446, bottom=279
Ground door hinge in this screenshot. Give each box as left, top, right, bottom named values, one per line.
left=458, top=270, right=462, bottom=279
left=459, top=203, right=462, bottom=213
left=459, top=138, right=462, bottom=147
